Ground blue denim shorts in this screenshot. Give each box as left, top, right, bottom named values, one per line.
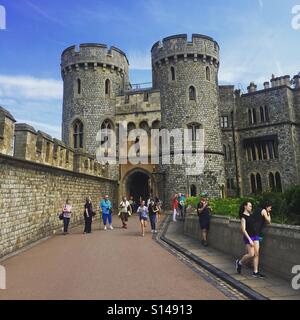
left=243, top=235, right=260, bottom=245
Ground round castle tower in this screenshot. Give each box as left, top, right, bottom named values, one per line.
left=61, top=43, right=129, bottom=156
left=151, top=34, right=225, bottom=200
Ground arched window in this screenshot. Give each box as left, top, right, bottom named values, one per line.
left=105, top=79, right=111, bottom=96
left=228, top=145, right=232, bottom=161
left=170, top=66, right=175, bottom=81
left=140, top=121, right=150, bottom=136
left=101, top=120, right=114, bottom=148
left=269, top=172, right=275, bottom=191
left=127, top=122, right=136, bottom=133
left=275, top=172, right=282, bottom=192
left=189, top=86, right=196, bottom=101
left=223, top=145, right=227, bottom=161
left=152, top=120, right=161, bottom=130
left=73, top=120, right=84, bottom=149
left=206, top=67, right=211, bottom=81
left=265, top=105, right=270, bottom=122
left=248, top=109, right=252, bottom=125
left=250, top=174, right=256, bottom=193
left=252, top=108, right=257, bottom=124
left=256, top=173, right=262, bottom=193
left=77, top=79, right=81, bottom=95
left=190, top=185, right=197, bottom=197
left=260, top=106, right=265, bottom=123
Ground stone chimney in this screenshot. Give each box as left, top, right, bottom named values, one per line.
left=247, top=82, right=257, bottom=93
left=271, top=75, right=276, bottom=88
left=264, top=81, right=270, bottom=90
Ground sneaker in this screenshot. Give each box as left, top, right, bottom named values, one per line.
left=252, top=272, right=265, bottom=279
left=104, top=226, right=107, bottom=230
left=109, top=226, right=114, bottom=230
left=154, top=230, right=158, bottom=234
left=236, top=259, right=242, bottom=274
left=151, top=230, right=154, bottom=233
left=142, top=233, right=145, bottom=237
left=203, top=241, right=208, bottom=247
left=201, top=240, right=205, bottom=246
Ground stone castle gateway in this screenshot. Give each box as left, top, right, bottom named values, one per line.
left=60, top=33, right=300, bottom=204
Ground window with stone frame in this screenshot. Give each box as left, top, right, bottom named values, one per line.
left=105, top=79, right=111, bottom=97
left=189, top=86, right=196, bottom=101
left=170, top=66, right=176, bottom=81
left=206, top=66, right=211, bottom=81
left=101, top=120, right=114, bottom=149
left=220, top=116, right=229, bottom=128
left=187, top=123, right=201, bottom=141
left=275, top=172, right=282, bottom=192
left=77, top=79, right=81, bottom=95
left=260, top=105, right=270, bottom=123
left=190, top=184, right=197, bottom=196
left=73, top=120, right=84, bottom=149
left=250, top=173, right=262, bottom=194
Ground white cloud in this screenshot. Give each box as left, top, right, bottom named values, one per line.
left=17, top=119, right=61, bottom=139
left=0, top=75, right=63, bottom=100
left=128, top=51, right=152, bottom=70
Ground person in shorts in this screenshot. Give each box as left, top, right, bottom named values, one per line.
left=137, top=200, right=148, bottom=237
left=235, top=201, right=265, bottom=278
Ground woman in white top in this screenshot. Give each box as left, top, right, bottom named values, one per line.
left=62, top=199, right=72, bottom=235
left=119, top=196, right=132, bottom=229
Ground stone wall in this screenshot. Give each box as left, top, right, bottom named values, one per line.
left=0, top=153, right=118, bottom=259
left=184, top=214, right=300, bottom=281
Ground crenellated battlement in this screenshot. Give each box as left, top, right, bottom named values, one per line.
left=151, top=34, right=219, bottom=66
left=0, top=107, right=109, bottom=178
left=61, top=43, right=129, bottom=77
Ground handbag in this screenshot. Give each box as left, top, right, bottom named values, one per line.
left=59, top=212, right=64, bottom=220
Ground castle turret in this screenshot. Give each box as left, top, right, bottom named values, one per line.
left=61, top=44, right=129, bottom=155
left=151, top=34, right=225, bottom=201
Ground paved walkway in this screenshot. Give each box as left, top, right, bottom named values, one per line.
left=0, top=215, right=227, bottom=300
left=165, top=218, right=300, bottom=300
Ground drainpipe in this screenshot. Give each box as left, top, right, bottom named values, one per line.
left=231, top=111, right=241, bottom=197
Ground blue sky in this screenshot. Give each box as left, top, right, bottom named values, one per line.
left=0, top=0, right=300, bottom=138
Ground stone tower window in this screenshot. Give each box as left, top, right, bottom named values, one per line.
left=189, top=86, right=196, bottom=101
left=248, top=108, right=257, bottom=125
left=260, top=105, right=270, bottom=123
left=170, top=66, right=176, bottom=81
left=101, top=120, right=113, bottom=148
left=206, top=67, right=211, bottom=81
left=73, top=120, right=84, bottom=149
left=77, top=79, right=81, bottom=95
left=187, top=123, right=201, bottom=141
left=221, top=116, right=228, bottom=128
left=105, top=79, right=111, bottom=97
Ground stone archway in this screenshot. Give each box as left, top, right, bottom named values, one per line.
left=123, top=169, right=152, bottom=203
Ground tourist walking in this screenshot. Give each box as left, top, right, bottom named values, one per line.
left=235, top=201, right=265, bottom=278
left=137, top=200, right=148, bottom=237
left=197, top=192, right=211, bottom=247
left=148, top=199, right=159, bottom=234
left=178, top=193, right=186, bottom=220
left=172, top=194, right=179, bottom=222
left=84, top=196, right=94, bottom=234
left=62, top=198, right=72, bottom=235
left=253, top=201, right=272, bottom=241
left=100, top=195, right=113, bottom=230
left=119, top=196, right=132, bottom=229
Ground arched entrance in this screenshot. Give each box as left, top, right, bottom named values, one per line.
left=125, top=170, right=151, bottom=202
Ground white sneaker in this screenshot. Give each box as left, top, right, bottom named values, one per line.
left=151, top=230, right=154, bottom=233
left=109, top=225, right=114, bottom=230
left=154, top=230, right=158, bottom=234
left=104, top=226, right=107, bottom=230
